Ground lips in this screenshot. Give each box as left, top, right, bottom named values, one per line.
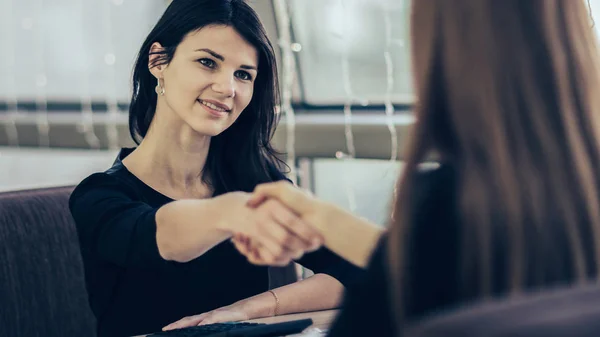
left=197, top=99, right=231, bottom=113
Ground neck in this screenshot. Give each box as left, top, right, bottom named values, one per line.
left=130, top=106, right=212, bottom=192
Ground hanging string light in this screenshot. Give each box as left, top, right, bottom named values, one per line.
left=76, top=0, right=101, bottom=149
left=273, top=0, right=298, bottom=185
left=383, top=2, right=399, bottom=162
left=338, top=0, right=358, bottom=212
left=340, top=0, right=356, bottom=160
left=3, top=0, right=20, bottom=147
left=102, top=0, right=122, bottom=150
left=33, top=0, right=50, bottom=147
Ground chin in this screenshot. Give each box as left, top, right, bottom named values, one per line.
left=189, top=121, right=230, bottom=137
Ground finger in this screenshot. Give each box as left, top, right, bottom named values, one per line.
left=250, top=242, right=286, bottom=266
left=198, top=316, right=215, bottom=326
left=253, top=181, right=313, bottom=215
left=247, top=193, right=267, bottom=208
left=266, top=200, right=323, bottom=248
left=232, top=238, right=251, bottom=257
left=245, top=243, right=268, bottom=265
left=255, top=218, right=303, bottom=260
left=163, top=313, right=206, bottom=330
left=255, top=246, right=292, bottom=266
left=232, top=234, right=250, bottom=248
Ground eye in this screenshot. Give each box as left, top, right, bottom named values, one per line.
left=198, top=58, right=217, bottom=68
left=235, top=70, right=253, bottom=81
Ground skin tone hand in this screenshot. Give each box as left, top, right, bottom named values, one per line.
left=220, top=192, right=323, bottom=265
left=240, top=182, right=335, bottom=266
left=231, top=189, right=327, bottom=266
left=163, top=303, right=249, bottom=330
left=231, top=186, right=331, bottom=266
left=242, top=181, right=386, bottom=268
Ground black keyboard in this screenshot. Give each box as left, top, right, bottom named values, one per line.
left=148, top=318, right=313, bottom=337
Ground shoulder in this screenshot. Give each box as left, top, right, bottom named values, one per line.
left=71, top=148, right=138, bottom=199
left=69, top=168, right=140, bottom=211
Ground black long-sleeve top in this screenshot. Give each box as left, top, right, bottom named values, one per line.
left=69, top=148, right=362, bottom=337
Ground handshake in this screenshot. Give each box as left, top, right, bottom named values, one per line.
left=228, top=181, right=332, bottom=267
left=224, top=181, right=383, bottom=269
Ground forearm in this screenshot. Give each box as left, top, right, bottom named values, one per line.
left=235, top=273, right=344, bottom=319
left=321, top=204, right=386, bottom=268
left=156, top=193, right=243, bottom=262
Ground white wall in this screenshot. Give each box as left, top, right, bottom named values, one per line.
left=313, top=158, right=402, bottom=226
left=0, top=147, right=118, bottom=191
left=0, top=0, right=165, bottom=102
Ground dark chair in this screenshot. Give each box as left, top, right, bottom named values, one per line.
left=406, top=283, right=600, bottom=337
left=0, top=186, right=96, bottom=337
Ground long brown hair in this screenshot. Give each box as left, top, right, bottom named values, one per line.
left=388, top=0, right=600, bottom=334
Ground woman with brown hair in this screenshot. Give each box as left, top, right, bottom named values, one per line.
left=210, top=0, right=600, bottom=336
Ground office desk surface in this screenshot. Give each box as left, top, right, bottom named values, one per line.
left=137, top=309, right=338, bottom=337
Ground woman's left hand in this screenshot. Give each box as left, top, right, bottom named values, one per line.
left=162, top=305, right=249, bottom=330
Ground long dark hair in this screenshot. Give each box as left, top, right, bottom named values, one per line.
left=129, top=0, right=285, bottom=194
left=389, top=0, right=600, bottom=334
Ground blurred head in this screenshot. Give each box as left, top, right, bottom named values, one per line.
left=389, top=0, right=600, bottom=333
left=129, top=0, right=284, bottom=193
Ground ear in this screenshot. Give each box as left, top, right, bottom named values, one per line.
left=149, top=42, right=166, bottom=80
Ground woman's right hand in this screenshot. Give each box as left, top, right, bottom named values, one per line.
left=219, top=192, right=323, bottom=266
left=244, top=182, right=386, bottom=268
left=246, top=182, right=337, bottom=234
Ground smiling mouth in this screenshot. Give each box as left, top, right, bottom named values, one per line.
left=197, top=99, right=231, bottom=113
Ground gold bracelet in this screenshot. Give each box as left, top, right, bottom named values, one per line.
left=268, top=290, right=280, bottom=316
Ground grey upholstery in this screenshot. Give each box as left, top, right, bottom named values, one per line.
left=0, top=186, right=96, bottom=337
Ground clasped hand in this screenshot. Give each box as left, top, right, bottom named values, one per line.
left=228, top=181, right=331, bottom=266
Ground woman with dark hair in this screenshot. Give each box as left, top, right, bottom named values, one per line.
left=69, top=1, right=360, bottom=336
left=237, top=0, right=600, bottom=336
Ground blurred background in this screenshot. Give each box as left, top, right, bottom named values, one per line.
left=1, top=0, right=598, bottom=226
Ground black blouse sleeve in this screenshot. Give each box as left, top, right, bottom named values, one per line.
left=69, top=172, right=165, bottom=269
left=296, top=246, right=366, bottom=288
left=326, top=237, right=394, bottom=337
left=327, top=165, right=459, bottom=336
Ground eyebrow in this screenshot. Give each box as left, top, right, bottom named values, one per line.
left=196, top=48, right=257, bottom=71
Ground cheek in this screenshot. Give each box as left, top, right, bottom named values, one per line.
left=236, top=85, right=255, bottom=111
left=170, top=67, right=205, bottom=100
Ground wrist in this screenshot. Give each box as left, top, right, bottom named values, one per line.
left=316, top=201, right=344, bottom=237
left=267, top=290, right=280, bottom=317
left=214, top=192, right=250, bottom=234
left=236, top=291, right=279, bottom=319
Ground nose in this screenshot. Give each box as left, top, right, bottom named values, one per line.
left=211, top=72, right=236, bottom=98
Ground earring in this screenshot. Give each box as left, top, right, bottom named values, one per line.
left=155, top=78, right=165, bottom=96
